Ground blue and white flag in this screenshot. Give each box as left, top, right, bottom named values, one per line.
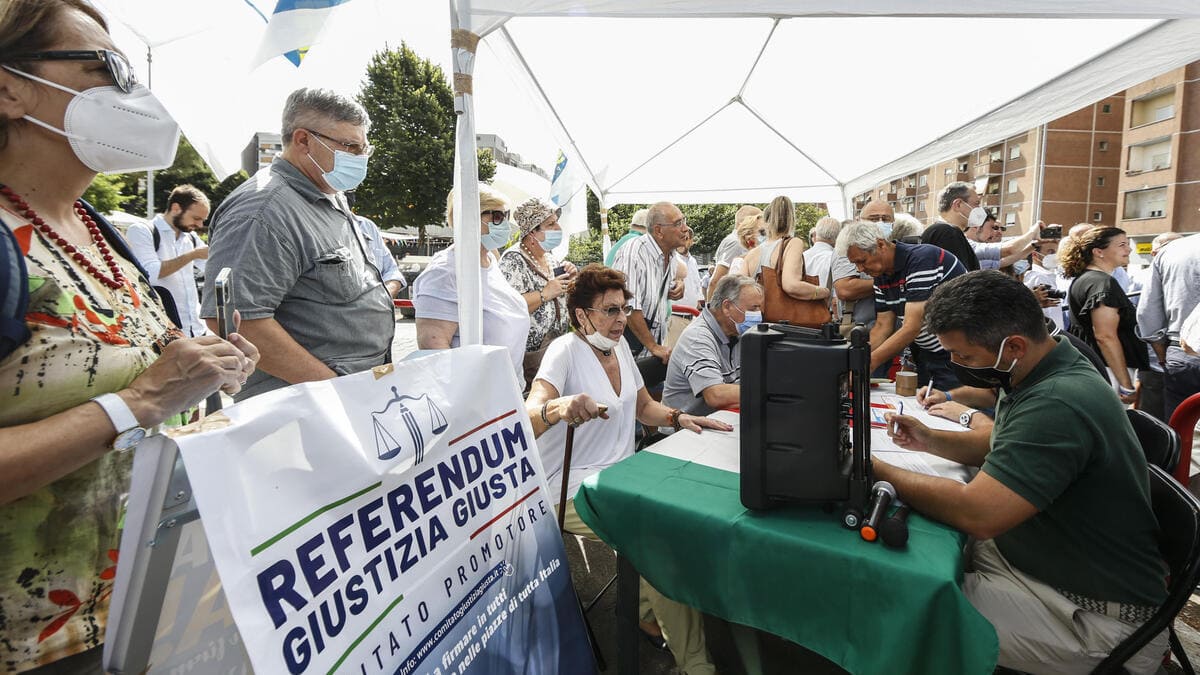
left=250, top=0, right=353, bottom=68
left=548, top=150, right=576, bottom=207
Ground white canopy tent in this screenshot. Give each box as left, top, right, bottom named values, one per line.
left=99, top=0, right=1200, bottom=344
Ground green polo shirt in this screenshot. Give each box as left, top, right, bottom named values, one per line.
left=982, top=337, right=1166, bottom=607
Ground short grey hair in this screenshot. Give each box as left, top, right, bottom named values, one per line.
left=812, top=216, right=841, bottom=244
left=645, top=201, right=677, bottom=233
left=835, top=220, right=885, bottom=256
left=281, top=88, right=370, bottom=146
left=937, top=181, right=972, bottom=213
left=709, top=273, right=760, bottom=309
left=891, top=213, right=923, bottom=241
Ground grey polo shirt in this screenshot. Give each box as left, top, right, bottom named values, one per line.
left=663, top=309, right=740, bottom=416
left=201, top=157, right=394, bottom=399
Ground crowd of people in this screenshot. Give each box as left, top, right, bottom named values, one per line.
left=2, top=1, right=1200, bottom=673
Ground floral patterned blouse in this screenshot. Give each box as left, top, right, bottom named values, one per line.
left=0, top=206, right=176, bottom=671
left=499, top=246, right=569, bottom=351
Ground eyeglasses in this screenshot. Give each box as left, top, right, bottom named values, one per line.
left=662, top=217, right=688, bottom=228
left=481, top=210, right=509, bottom=225
left=304, top=128, right=374, bottom=157
left=12, top=49, right=136, bottom=93
left=586, top=305, right=634, bottom=319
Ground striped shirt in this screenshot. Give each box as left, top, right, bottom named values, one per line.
left=874, top=242, right=966, bottom=352
left=612, top=232, right=676, bottom=352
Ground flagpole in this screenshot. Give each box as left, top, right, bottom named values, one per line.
left=450, top=0, right=482, bottom=346
left=145, top=45, right=154, bottom=219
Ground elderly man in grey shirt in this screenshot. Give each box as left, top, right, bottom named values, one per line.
left=1137, top=233, right=1200, bottom=418
left=664, top=275, right=763, bottom=415
left=202, top=88, right=394, bottom=400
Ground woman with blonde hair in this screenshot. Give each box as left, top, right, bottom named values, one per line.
left=742, top=195, right=832, bottom=326
left=413, top=184, right=531, bottom=388
left=1060, top=226, right=1146, bottom=403
left=726, top=211, right=764, bottom=276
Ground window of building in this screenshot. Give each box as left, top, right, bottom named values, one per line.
left=1009, top=146, right=1021, bottom=160
left=1101, top=103, right=1112, bottom=113
left=918, top=202, right=925, bottom=213
left=1005, top=212, right=1017, bottom=226
left=1093, top=211, right=1103, bottom=222
left=1127, top=137, right=1172, bottom=173
left=944, top=167, right=953, bottom=177
left=1098, top=141, right=1109, bottom=151
left=1096, top=176, right=1105, bottom=187
left=1123, top=187, right=1168, bottom=220
left=1007, top=179, right=1018, bottom=194
left=1130, top=87, right=1175, bottom=127
left=957, top=161, right=969, bottom=173
left=919, top=175, right=927, bottom=187
left=989, top=149, right=1003, bottom=162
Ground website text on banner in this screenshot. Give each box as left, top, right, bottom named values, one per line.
left=172, top=346, right=595, bottom=675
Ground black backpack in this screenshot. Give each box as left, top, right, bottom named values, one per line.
left=0, top=201, right=180, bottom=362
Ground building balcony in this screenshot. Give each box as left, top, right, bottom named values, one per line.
left=899, top=187, right=916, bottom=197
left=886, top=192, right=898, bottom=201
left=983, top=194, right=1001, bottom=207
left=955, top=171, right=971, bottom=182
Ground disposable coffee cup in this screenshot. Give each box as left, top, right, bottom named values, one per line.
left=895, top=371, right=918, bottom=397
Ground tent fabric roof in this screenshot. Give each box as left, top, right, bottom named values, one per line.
left=100, top=1, right=1200, bottom=217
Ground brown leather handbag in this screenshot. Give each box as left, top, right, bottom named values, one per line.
left=757, top=237, right=833, bottom=328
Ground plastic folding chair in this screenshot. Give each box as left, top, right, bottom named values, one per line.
left=1169, top=392, right=1200, bottom=486
left=1127, top=408, right=1181, bottom=474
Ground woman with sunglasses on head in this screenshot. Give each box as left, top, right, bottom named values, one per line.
left=0, top=2, right=258, bottom=671
left=524, top=264, right=730, bottom=675
left=412, top=184, right=530, bottom=388
left=499, top=198, right=578, bottom=386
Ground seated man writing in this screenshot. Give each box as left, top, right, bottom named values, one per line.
left=877, top=271, right=1167, bottom=675
left=663, top=274, right=763, bottom=415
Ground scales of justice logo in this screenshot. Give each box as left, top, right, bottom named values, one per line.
left=370, top=386, right=448, bottom=464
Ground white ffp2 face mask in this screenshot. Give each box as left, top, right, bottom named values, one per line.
left=3, top=66, right=180, bottom=173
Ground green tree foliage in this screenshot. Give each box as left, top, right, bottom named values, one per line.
left=81, top=173, right=130, bottom=214
left=477, top=148, right=497, bottom=184
left=355, top=44, right=456, bottom=238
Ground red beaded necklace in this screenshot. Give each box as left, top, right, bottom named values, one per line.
left=0, top=184, right=126, bottom=290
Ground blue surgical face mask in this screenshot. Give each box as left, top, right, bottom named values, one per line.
left=481, top=219, right=514, bottom=251
left=876, top=222, right=894, bottom=239
left=755, top=234, right=766, bottom=245
left=1012, top=260, right=1030, bottom=276
left=729, top=301, right=763, bottom=335
left=539, top=229, right=563, bottom=251
left=309, top=135, right=368, bottom=192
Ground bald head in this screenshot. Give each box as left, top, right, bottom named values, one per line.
left=859, top=201, right=895, bottom=224
left=1068, top=223, right=1093, bottom=240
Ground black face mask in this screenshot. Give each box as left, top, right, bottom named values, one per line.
left=948, top=337, right=1018, bottom=393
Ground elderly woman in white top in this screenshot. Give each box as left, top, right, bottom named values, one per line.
left=525, top=264, right=730, bottom=675
left=412, top=184, right=530, bottom=388
left=499, top=198, right=578, bottom=385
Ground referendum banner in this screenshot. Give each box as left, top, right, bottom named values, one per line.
left=175, top=346, right=595, bottom=675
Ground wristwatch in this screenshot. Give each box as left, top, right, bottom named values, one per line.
left=959, top=408, right=979, bottom=428
left=93, top=393, right=148, bottom=451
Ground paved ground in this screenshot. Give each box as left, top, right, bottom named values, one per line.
left=391, top=317, right=1200, bottom=673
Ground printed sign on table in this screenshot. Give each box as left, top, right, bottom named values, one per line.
left=176, top=346, right=595, bottom=675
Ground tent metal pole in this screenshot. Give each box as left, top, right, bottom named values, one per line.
left=736, top=18, right=781, bottom=98
left=605, top=100, right=734, bottom=193
left=451, top=0, right=483, bottom=346
left=740, top=100, right=841, bottom=186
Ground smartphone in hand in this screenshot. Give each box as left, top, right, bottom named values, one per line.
left=214, top=267, right=236, bottom=339
left=552, top=265, right=567, bottom=277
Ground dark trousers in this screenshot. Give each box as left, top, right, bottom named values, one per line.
left=1165, top=346, right=1200, bottom=420
left=912, top=344, right=961, bottom=391
left=1136, top=369, right=1167, bottom=422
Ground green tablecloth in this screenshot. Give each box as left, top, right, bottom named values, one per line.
left=574, top=450, right=998, bottom=675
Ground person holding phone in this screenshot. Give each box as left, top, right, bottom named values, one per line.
left=499, top=197, right=577, bottom=385
left=0, top=2, right=258, bottom=670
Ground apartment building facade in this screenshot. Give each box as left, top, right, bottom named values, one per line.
left=853, top=61, right=1199, bottom=237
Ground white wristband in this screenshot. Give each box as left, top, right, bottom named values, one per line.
left=92, top=392, right=141, bottom=433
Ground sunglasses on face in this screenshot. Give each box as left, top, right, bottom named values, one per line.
left=586, top=305, right=634, bottom=319
left=12, top=49, right=136, bottom=93
left=481, top=210, right=509, bottom=225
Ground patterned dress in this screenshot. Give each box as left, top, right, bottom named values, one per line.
left=499, top=246, right=569, bottom=351
left=0, top=206, right=176, bottom=672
